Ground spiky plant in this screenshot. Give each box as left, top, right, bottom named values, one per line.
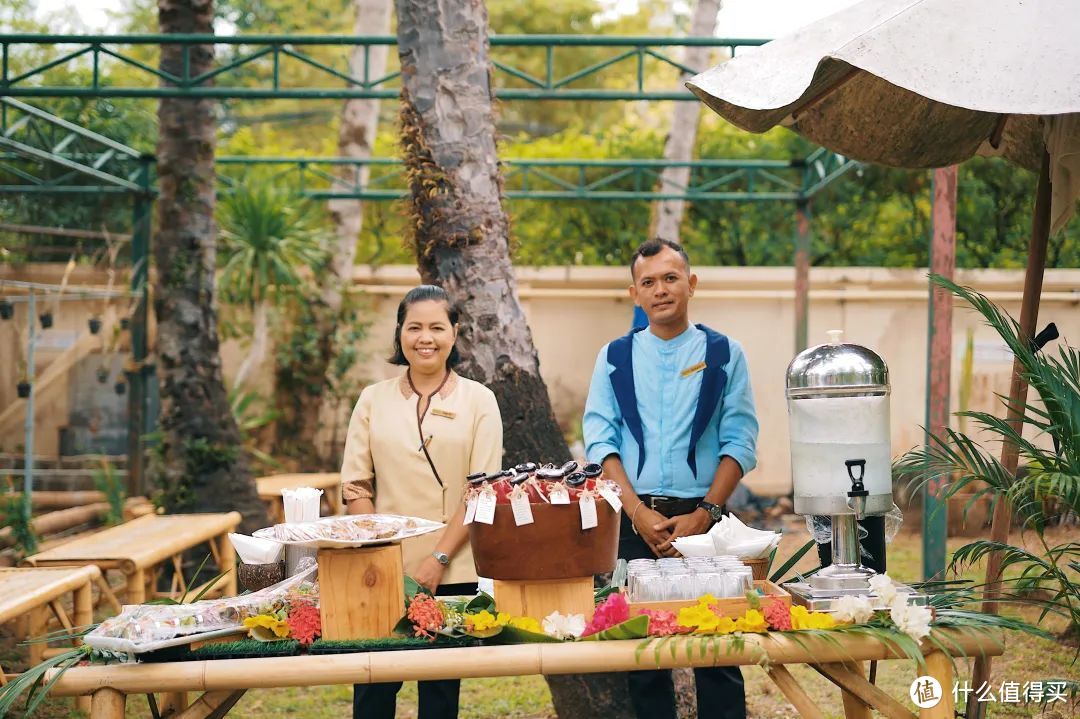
left=895, top=274, right=1080, bottom=642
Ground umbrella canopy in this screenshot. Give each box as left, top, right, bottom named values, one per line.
left=687, top=0, right=1080, bottom=232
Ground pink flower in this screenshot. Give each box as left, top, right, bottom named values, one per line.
left=407, top=593, right=445, bottom=641
left=583, top=592, right=630, bottom=637
left=640, top=609, right=686, bottom=636
left=285, top=603, right=322, bottom=645
left=762, top=600, right=792, bottom=631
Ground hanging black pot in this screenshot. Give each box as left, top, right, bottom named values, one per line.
left=39, top=312, right=53, bottom=329
left=16, top=381, right=30, bottom=399
left=114, top=381, right=126, bottom=396
left=0, top=300, right=12, bottom=320
left=96, top=367, right=109, bottom=384
left=120, top=317, right=130, bottom=330
left=88, top=317, right=102, bottom=334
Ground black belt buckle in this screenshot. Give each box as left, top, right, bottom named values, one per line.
left=643, top=495, right=701, bottom=516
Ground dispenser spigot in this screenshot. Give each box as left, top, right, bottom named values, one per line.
left=845, top=458, right=869, bottom=518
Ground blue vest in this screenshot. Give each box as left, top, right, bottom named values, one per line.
left=606, top=324, right=731, bottom=481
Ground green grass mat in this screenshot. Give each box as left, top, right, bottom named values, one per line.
left=309, top=635, right=478, bottom=654
left=139, top=639, right=301, bottom=662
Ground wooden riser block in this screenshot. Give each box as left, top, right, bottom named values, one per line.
left=318, top=545, right=404, bottom=641
left=493, top=577, right=595, bottom=622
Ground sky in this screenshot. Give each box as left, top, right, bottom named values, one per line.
left=29, top=0, right=861, bottom=38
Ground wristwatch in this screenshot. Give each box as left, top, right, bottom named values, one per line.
left=697, top=501, right=724, bottom=522
left=432, top=550, right=450, bottom=566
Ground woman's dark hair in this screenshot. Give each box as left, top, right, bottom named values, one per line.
left=388, top=284, right=461, bottom=367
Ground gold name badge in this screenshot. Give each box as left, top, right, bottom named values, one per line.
left=680, top=361, right=707, bottom=378
left=431, top=408, right=457, bottom=419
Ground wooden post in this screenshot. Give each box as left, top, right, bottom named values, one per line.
left=493, top=577, right=595, bottom=621
left=90, top=687, right=126, bottom=719
left=161, top=691, right=189, bottom=715
left=217, top=534, right=237, bottom=597
left=837, top=661, right=872, bottom=719
left=767, top=664, right=825, bottom=719
left=126, top=567, right=146, bottom=604
left=27, top=605, right=47, bottom=666
left=921, top=651, right=955, bottom=719
left=318, top=545, right=403, bottom=640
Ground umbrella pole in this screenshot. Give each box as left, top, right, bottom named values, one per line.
left=969, top=150, right=1052, bottom=718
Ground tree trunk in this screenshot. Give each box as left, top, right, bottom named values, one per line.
left=154, top=0, right=268, bottom=533
left=395, top=2, right=632, bottom=715
left=233, top=300, right=268, bottom=390
left=650, top=0, right=721, bottom=243
left=395, top=0, right=570, bottom=467
left=311, top=0, right=393, bottom=465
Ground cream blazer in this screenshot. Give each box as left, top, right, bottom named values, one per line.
left=340, top=371, right=503, bottom=585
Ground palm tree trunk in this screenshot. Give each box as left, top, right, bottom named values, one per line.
left=312, top=0, right=393, bottom=464
left=233, top=300, right=269, bottom=390
left=650, top=0, right=721, bottom=243
left=395, top=1, right=632, bottom=715
left=155, top=0, right=268, bottom=533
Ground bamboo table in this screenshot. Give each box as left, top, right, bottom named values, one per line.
left=45, top=629, right=1002, bottom=719
left=0, top=566, right=100, bottom=713
left=22, top=513, right=241, bottom=610
left=255, top=473, right=344, bottom=524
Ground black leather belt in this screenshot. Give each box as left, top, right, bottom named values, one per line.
left=639, top=495, right=704, bottom=517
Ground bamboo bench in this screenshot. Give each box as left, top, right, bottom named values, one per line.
left=255, top=473, right=343, bottom=524
left=0, top=565, right=100, bottom=713
left=44, top=629, right=1003, bottom=719
left=23, top=513, right=241, bottom=610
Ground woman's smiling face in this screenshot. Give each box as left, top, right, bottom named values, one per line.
left=400, top=299, right=457, bottom=374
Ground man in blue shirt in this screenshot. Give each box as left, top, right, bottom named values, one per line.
left=584, top=238, right=758, bottom=719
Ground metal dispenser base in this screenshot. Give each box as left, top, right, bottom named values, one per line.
left=782, top=513, right=927, bottom=612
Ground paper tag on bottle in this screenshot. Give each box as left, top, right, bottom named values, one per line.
left=510, top=491, right=534, bottom=526
left=463, top=496, right=478, bottom=525
left=475, top=490, right=497, bottom=525
left=579, top=493, right=598, bottom=530
left=598, top=484, right=623, bottom=513
left=549, top=485, right=570, bottom=505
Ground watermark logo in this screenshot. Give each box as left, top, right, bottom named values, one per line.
left=910, top=676, right=943, bottom=708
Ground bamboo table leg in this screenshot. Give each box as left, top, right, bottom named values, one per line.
left=126, top=568, right=146, bottom=604
left=91, top=688, right=126, bottom=718
left=921, top=651, right=955, bottom=719
left=27, top=605, right=48, bottom=666
left=217, top=533, right=237, bottom=597
left=161, top=691, right=189, bottom=715
left=73, top=581, right=94, bottom=714
left=834, top=661, right=872, bottom=719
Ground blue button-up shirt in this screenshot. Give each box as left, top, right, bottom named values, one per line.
left=583, top=324, right=758, bottom=498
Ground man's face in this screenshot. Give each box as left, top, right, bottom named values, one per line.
left=629, top=247, right=697, bottom=327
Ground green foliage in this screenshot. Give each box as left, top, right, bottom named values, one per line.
left=229, top=387, right=283, bottom=472
left=895, top=276, right=1080, bottom=638
left=91, top=458, right=126, bottom=526
left=0, top=481, right=38, bottom=556
left=217, top=182, right=330, bottom=307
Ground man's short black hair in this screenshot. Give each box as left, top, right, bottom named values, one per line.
left=630, top=238, right=691, bottom=279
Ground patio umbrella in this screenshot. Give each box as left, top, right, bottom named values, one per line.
left=685, top=0, right=1080, bottom=707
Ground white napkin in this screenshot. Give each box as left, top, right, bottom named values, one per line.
left=229, top=533, right=284, bottom=564
left=670, top=535, right=716, bottom=557
left=708, top=514, right=781, bottom=559
left=282, top=487, right=323, bottom=523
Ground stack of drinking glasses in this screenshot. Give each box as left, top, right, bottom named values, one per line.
left=626, top=556, right=755, bottom=602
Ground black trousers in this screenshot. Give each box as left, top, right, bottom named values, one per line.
left=618, top=512, right=747, bottom=719
left=353, top=582, right=477, bottom=719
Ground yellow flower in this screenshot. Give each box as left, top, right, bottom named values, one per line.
left=243, top=613, right=290, bottom=639
left=507, top=616, right=542, bottom=634
left=495, top=612, right=513, bottom=626
left=714, top=616, right=738, bottom=635
left=734, top=609, right=768, bottom=634
left=790, top=606, right=837, bottom=631
left=466, top=610, right=500, bottom=632
left=677, top=603, right=720, bottom=633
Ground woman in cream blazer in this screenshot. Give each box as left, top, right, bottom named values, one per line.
left=341, top=284, right=502, bottom=719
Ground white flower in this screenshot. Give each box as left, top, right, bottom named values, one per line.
left=889, top=599, right=932, bottom=642
left=542, top=611, right=586, bottom=640
left=868, top=574, right=898, bottom=604
left=832, top=595, right=875, bottom=624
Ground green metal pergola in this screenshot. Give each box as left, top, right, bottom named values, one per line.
left=0, top=34, right=860, bottom=499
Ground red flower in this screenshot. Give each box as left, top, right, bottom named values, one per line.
left=407, top=593, right=445, bottom=641
left=286, top=602, right=322, bottom=645
left=583, top=592, right=630, bottom=637
left=640, top=609, right=687, bottom=636
left=763, top=600, right=792, bottom=631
